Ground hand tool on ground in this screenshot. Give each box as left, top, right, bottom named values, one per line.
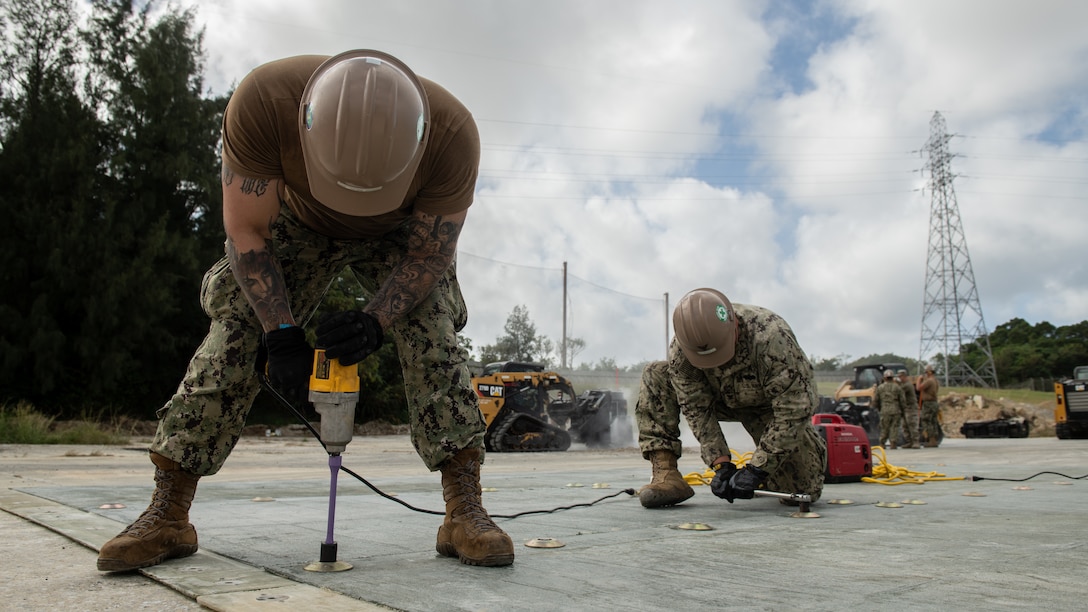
left=753, top=489, right=813, bottom=513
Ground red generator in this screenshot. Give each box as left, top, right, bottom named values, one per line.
left=811, top=413, right=872, bottom=483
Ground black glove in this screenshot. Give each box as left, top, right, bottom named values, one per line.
left=720, top=464, right=769, bottom=503
left=263, top=325, right=314, bottom=404
left=710, top=462, right=739, bottom=500
left=316, top=311, right=384, bottom=366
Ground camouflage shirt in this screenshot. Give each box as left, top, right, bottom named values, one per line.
left=871, top=379, right=907, bottom=413
left=667, top=304, right=817, bottom=473
left=898, top=379, right=918, bottom=408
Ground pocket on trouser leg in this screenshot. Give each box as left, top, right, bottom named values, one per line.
left=766, top=431, right=825, bottom=502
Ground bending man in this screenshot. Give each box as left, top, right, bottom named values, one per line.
left=636, top=288, right=826, bottom=508
left=97, top=50, right=513, bottom=571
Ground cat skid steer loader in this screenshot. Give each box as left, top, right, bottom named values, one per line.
left=472, top=362, right=629, bottom=452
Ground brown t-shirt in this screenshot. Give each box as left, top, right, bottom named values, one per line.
left=221, top=55, right=480, bottom=239
left=918, top=375, right=939, bottom=402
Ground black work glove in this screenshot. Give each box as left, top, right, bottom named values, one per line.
left=316, top=311, right=384, bottom=366
left=710, top=462, right=739, bottom=500
left=720, top=464, right=769, bottom=503
left=263, top=325, right=314, bottom=404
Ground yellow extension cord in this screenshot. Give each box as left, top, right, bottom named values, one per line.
left=682, top=447, right=966, bottom=487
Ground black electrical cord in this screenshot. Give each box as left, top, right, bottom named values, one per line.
left=968, top=471, right=1088, bottom=482
left=257, top=371, right=637, bottom=518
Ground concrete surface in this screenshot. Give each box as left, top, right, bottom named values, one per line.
left=2, top=434, right=1087, bottom=611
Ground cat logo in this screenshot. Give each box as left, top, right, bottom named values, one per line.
left=477, top=384, right=504, bottom=398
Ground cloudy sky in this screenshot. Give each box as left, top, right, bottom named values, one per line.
left=171, top=0, right=1087, bottom=370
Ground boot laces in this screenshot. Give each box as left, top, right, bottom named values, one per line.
left=119, top=469, right=186, bottom=537
left=450, top=466, right=501, bottom=533
left=120, top=499, right=171, bottom=538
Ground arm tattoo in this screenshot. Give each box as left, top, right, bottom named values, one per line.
left=368, top=214, right=462, bottom=327
left=221, top=165, right=269, bottom=196
left=227, top=237, right=293, bottom=331
left=240, top=177, right=270, bottom=196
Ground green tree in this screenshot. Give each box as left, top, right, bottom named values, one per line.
left=76, top=2, right=226, bottom=408
left=0, top=0, right=226, bottom=416
left=478, top=305, right=554, bottom=366
left=969, top=318, right=1088, bottom=385
left=559, top=336, right=585, bottom=369
left=0, top=0, right=106, bottom=408
left=811, top=353, right=850, bottom=372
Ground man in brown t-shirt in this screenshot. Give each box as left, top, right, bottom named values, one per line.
left=98, top=50, right=514, bottom=571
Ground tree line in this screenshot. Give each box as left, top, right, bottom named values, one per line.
left=1, top=2, right=1082, bottom=426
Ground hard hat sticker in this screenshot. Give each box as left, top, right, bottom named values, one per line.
left=715, top=304, right=729, bottom=322
left=304, top=104, right=314, bottom=130
left=417, top=113, right=425, bottom=142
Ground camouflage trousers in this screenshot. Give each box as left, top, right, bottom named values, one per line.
left=150, top=206, right=485, bottom=476
left=920, top=400, right=941, bottom=445
left=879, top=405, right=919, bottom=447
left=635, top=361, right=826, bottom=501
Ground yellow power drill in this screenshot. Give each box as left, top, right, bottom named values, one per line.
left=308, top=349, right=360, bottom=455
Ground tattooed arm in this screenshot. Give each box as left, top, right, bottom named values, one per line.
left=221, top=164, right=293, bottom=332
left=364, top=207, right=467, bottom=330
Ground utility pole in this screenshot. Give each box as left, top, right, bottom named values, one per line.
left=561, top=261, right=568, bottom=369
left=917, top=111, right=999, bottom=388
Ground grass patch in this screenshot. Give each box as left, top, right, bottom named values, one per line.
left=816, top=382, right=1055, bottom=408
left=0, top=402, right=130, bottom=445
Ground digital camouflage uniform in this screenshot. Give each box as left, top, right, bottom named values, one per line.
left=150, top=204, right=484, bottom=475
left=918, top=374, right=941, bottom=446
left=636, top=304, right=827, bottom=501
left=872, top=379, right=911, bottom=447
left=897, top=377, right=920, bottom=446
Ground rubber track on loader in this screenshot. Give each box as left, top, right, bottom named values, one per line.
left=488, top=411, right=572, bottom=452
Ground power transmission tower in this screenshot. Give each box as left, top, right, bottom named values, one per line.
left=918, top=111, right=999, bottom=388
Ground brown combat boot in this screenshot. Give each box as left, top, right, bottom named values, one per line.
left=638, top=450, right=694, bottom=508
left=435, top=448, right=514, bottom=567
left=97, top=452, right=199, bottom=572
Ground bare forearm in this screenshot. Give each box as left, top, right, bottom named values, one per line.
left=365, top=213, right=461, bottom=329
left=227, top=238, right=294, bottom=332
left=221, top=165, right=292, bottom=332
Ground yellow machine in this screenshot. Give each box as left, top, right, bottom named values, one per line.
left=821, top=362, right=908, bottom=446
left=308, top=349, right=360, bottom=455
left=1055, top=365, right=1088, bottom=440
left=472, top=362, right=629, bottom=452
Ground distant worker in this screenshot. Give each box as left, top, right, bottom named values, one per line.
left=635, top=288, right=827, bottom=509
left=873, top=369, right=914, bottom=449
left=97, top=50, right=514, bottom=572
left=918, top=365, right=941, bottom=447
left=897, top=369, right=920, bottom=447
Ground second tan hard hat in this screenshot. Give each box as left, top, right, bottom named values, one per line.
left=673, top=288, right=738, bottom=368
left=300, top=49, right=430, bottom=217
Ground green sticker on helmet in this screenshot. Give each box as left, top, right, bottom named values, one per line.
left=416, top=113, right=425, bottom=142
left=304, top=104, right=314, bottom=130
left=716, top=304, right=729, bottom=322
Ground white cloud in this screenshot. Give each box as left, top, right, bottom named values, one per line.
left=176, top=0, right=1088, bottom=369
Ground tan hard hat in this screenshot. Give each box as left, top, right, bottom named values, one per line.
left=300, top=50, right=430, bottom=217
left=673, top=288, right=738, bottom=368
